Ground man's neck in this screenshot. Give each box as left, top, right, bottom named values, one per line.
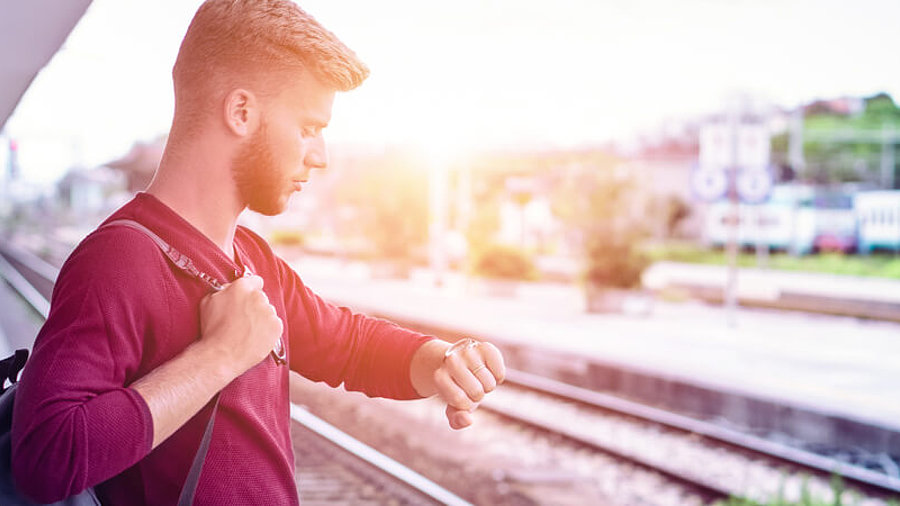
left=146, top=144, right=244, bottom=258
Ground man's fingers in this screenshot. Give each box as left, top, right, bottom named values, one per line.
left=459, top=344, right=502, bottom=392
left=480, top=343, right=506, bottom=384
left=434, top=339, right=507, bottom=430
left=472, top=365, right=497, bottom=393
left=249, top=274, right=265, bottom=290
left=232, top=274, right=264, bottom=291
left=434, top=368, right=475, bottom=411
left=444, top=354, right=486, bottom=403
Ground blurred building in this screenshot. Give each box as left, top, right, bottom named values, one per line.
left=105, top=138, right=165, bottom=193
left=0, top=130, right=52, bottom=222
left=57, top=165, right=127, bottom=217
left=619, top=127, right=701, bottom=240
left=804, top=96, right=865, bottom=117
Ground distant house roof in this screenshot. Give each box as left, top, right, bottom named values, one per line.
left=105, top=139, right=165, bottom=192
left=804, top=97, right=865, bottom=117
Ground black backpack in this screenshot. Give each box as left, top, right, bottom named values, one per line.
left=0, top=349, right=100, bottom=505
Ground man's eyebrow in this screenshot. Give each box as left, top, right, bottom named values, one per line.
left=302, top=115, right=329, bottom=128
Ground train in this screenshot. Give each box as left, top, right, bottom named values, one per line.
left=703, top=185, right=900, bottom=255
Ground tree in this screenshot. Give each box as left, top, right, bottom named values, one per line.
left=550, top=158, right=649, bottom=290
left=790, top=93, right=900, bottom=186
left=334, top=150, right=429, bottom=263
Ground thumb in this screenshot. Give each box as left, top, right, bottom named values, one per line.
left=445, top=405, right=473, bottom=430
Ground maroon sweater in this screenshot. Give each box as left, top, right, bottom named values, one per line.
left=11, top=193, right=431, bottom=505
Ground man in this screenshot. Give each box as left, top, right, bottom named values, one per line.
left=10, top=1, right=505, bottom=504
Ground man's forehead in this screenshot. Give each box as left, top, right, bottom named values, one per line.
left=278, top=76, right=335, bottom=124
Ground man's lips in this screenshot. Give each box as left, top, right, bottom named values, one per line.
left=292, top=180, right=307, bottom=191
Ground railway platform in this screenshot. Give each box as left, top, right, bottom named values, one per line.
left=645, top=260, right=900, bottom=322
left=287, top=254, right=900, bottom=463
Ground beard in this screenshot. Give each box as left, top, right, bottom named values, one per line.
left=231, top=120, right=288, bottom=216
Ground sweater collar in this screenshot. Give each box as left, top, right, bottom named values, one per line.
left=120, top=192, right=248, bottom=284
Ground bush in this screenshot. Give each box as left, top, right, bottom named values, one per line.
left=269, top=229, right=305, bottom=247
left=584, top=237, right=649, bottom=289
left=471, top=244, right=538, bottom=281
left=334, top=154, right=428, bottom=262
left=549, top=158, right=650, bottom=291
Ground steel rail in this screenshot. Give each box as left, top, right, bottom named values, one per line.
left=0, top=240, right=471, bottom=506
left=481, top=373, right=733, bottom=503
left=0, top=241, right=60, bottom=283
left=0, top=247, right=50, bottom=318
left=290, top=404, right=470, bottom=506
left=490, top=369, right=900, bottom=499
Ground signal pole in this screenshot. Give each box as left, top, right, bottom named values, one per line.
left=725, top=103, right=740, bottom=328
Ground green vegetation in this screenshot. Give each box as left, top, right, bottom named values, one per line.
left=549, top=155, right=651, bottom=290
left=268, top=229, right=305, bottom=247
left=647, top=241, right=900, bottom=279
left=771, top=92, right=900, bottom=186
left=715, top=474, right=899, bottom=506
left=334, top=150, right=429, bottom=263
left=470, top=243, right=538, bottom=281
left=584, top=235, right=650, bottom=289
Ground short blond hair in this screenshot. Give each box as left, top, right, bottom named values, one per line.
left=172, top=0, right=369, bottom=122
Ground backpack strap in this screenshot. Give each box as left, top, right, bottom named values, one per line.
left=102, top=219, right=221, bottom=506
left=104, top=218, right=288, bottom=367
left=104, top=219, right=225, bottom=291
left=177, top=396, right=218, bottom=506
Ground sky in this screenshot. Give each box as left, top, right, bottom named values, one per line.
left=5, top=0, right=900, bottom=184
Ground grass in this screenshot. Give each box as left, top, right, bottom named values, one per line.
left=715, top=474, right=900, bottom=506
left=645, top=241, right=900, bottom=280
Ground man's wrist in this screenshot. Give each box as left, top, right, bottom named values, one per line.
left=409, top=338, right=451, bottom=397
left=188, top=339, right=242, bottom=385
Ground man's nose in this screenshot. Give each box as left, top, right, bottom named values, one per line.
left=305, top=134, right=327, bottom=170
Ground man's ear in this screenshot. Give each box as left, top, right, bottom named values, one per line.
left=223, top=88, right=258, bottom=137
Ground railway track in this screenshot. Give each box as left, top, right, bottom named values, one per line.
left=5, top=237, right=900, bottom=504
left=0, top=239, right=470, bottom=506
left=481, top=370, right=900, bottom=503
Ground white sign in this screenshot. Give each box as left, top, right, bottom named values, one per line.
left=696, top=120, right=772, bottom=203
left=736, top=124, right=770, bottom=169
left=699, top=124, right=730, bottom=169
left=691, top=166, right=728, bottom=202
left=699, top=122, right=770, bottom=170
left=736, top=168, right=774, bottom=204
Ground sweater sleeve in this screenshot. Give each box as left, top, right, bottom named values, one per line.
left=277, top=257, right=432, bottom=400
left=10, top=234, right=156, bottom=503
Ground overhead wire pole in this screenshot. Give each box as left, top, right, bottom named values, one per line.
left=724, top=103, right=740, bottom=328
left=754, top=108, right=772, bottom=269
left=788, top=109, right=806, bottom=178
left=883, top=123, right=896, bottom=189
left=428, top=156, right=449, bottom=288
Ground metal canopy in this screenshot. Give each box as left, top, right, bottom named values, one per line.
left=0, top=0, right=93, bottom=131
